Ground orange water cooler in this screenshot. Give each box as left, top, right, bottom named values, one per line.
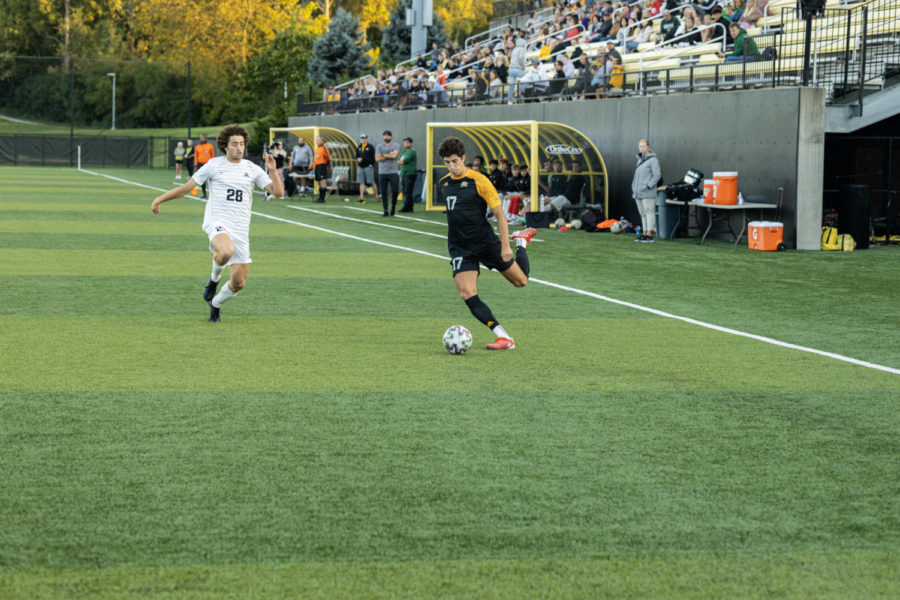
left=711, top=171, right=739, bottom=205
left=748, top=221, right=785, bottom=251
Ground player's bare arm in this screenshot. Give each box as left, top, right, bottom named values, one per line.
left=491, top=204, right=513, bottom=261
left=151, top=179, right=199, bottom=214
left=263, top=154, right=285, bottom=198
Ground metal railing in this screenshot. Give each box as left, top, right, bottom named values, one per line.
left=779, top=0, right=900, bottom=107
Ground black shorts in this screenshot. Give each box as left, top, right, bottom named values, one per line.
left=292, top=165, right=309, bottom=174
left=449, top=237, right=515, bottom=276
left=314, top=164, right=329, bottom=180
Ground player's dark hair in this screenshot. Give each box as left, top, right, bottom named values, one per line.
left=438, top=136, right=466, bottom=159
left=217, top=124, right=250, bottom=153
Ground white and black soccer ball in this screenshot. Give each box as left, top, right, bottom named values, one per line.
left=443, top=325, right=473, bottom=355
left=554, top=217, right=566, bottom=229
left=610, top=221, right=622, bottom=233
left=570, top=219, right=582, bottom=230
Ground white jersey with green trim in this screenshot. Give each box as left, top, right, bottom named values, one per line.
left=193, top=156, right=271, bottom=236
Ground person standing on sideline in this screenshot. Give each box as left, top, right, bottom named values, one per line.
left=290, top=136, right=314, bottom=195
left=437, top=136, right=537, bottom=350
left=184, top=138, right=195, bottom=179
left=313, top=135, right=332, bottom=204
left=150, top=124, right=284, bottom=322
left=173, top=141, right=185, bottom=181
left=375, top=130, right=401, bottom=216
left=355, top=133, right=377, bottom=204
left=631, top=138, right=661, bottom=242
left=194, top=133, right=216, bottom=199
left=397, top=136, right=418, bottom=213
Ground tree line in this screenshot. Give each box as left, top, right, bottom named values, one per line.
left=0, top=0, right=490, bottom=128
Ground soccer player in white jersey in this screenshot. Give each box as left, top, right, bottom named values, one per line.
left=151, top=124, right=284, bottom=322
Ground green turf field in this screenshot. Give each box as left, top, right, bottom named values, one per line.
left=1, top=165, right=897, bottom=598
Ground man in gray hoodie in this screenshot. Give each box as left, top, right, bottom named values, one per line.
left=631, top=139, right=662, bottom=242
left=507, top=36, right=527, bottom=103
left=290, top=137, right=314, bottom=194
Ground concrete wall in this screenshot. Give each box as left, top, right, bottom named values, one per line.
left=289, top=87, right=826, bottom=248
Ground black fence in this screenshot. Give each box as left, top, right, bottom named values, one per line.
left=0, top=134, right=185, bottom=168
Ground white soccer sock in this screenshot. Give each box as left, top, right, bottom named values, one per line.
left=492, top=324, right=511, bottom=340
left=515, top=237, right=528, bottom=249
left=211, top=281, right=237, bottom=308
left=210, top=260, right=225, bottom=283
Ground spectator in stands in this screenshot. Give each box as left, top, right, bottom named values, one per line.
left=487, top=69, right=503, bottom=100
left=605, top=40, right=622, bottom=62
left=571, top=53, right=596, bottom=99
left=632, top=138, right=661, bottom=242
left=700, top=13, right=717, bottom=43
left=355, top=133, right=377, bottom=204
left=591, top=12, right=615, bottom=42
left=717, top=22, right=760, bottom=62
left=726, top=0, right=746, bottom=24
left=549, top=60, right=568, bottom=97
left=659, top=10, right=681, bottom=42
left=397, top=136, right=417, bottom=213
left=464, top=67, right=489, bottom=104
left=495, top=54, right=509, bottom=84
left=672, top=13, right=703, bottom=46
left=507, top=37, right=527, bottom=103
left=609, top=57, right=625, bottom=91
left=519, top=58, right=550, bottom=102
left=710, top=7, right=735, bottom=45
left=740, top=0, right=769, bottom=28
left=623, top=18, right=654, bottom=52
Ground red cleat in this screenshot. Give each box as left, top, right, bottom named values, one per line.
left=485, top=337, right=516, bottom=350
left=511, top=227, right=537, bottom=245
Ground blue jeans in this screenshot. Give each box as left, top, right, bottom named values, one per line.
left=507, top=68, right=526, bottom=101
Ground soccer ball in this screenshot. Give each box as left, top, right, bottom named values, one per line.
left=610, top=221, right=622, bottom=233
left=443, top=325, right=473, bottom=354
left=570, top=219, right=582, bottom=230
left=554, top=217, right=566, bottom=229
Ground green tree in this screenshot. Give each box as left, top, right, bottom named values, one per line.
left=381, top=0, right=448, bottom=64
left=307, top=8, right=370, bottom=88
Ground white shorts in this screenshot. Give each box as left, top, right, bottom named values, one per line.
left=204, top=222, right=251, bottom=265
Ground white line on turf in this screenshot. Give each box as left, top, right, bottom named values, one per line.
left=342, top=205, right=543, bottom=241
left=75, top=167, right=900, bottom=376
left=286, top=205, right=447, bottom=239
left=344, top=205, right=447, bottom=226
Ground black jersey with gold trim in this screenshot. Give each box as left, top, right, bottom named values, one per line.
left=439, top=169, right=502, bottom=246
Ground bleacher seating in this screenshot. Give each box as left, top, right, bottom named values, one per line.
left=307, top=0, right=899, bottom=115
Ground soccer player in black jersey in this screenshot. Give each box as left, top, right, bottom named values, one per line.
left=437, top=136, right=537, bottom=350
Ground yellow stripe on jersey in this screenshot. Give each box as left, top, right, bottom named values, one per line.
left=470, top=170, right=501, bottom=209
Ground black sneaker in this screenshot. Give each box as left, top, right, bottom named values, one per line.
left=643, top=236, right=655, bottom=243
left=203, top=278, right=219, bottom=302
left=634, top=234, right=644, bottom=242
left=208, top=301, right=220, bottom=322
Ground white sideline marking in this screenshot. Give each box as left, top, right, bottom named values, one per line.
left=343, top=205, right=544, bottom=241
left=75, top=167, right=900, bottom=376
left=345, top=205, right=448, bottom=226
left=286, top=205, right=447, bottom=239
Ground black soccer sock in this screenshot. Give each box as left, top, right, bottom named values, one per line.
left=515, top=246, right=530, bottom=278
left=318, top=186, right=326, bottom=202
left=464, top=295, right=499, bottom=330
